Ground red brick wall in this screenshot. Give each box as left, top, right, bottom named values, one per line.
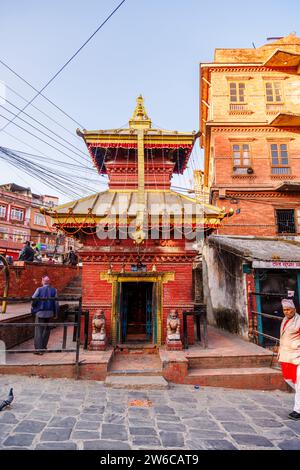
left=82, top=263, right=113, bottom=343
left=213, top=193, right=300, bottom=236
left=211, top=130, right=300, bottom=236
left=0, top=263, right=80, bottom=297
left=213, top=130, right=300, bottom=187
left=81, top=259, right=195, bottom=345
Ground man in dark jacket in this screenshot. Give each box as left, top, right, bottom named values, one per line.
left=65, top=247, right=78, bottom=266
left=31, top=276, right=59, bottom=354
left=18, top=241, right=35, bottom=262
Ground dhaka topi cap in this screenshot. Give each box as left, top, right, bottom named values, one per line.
left=281, top=298, right=296, bottom=309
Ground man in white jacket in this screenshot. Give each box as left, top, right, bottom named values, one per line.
left=278, top=298, right=300, bottom=420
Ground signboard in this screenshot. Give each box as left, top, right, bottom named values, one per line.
left=252, top=260, right=300, bottom=269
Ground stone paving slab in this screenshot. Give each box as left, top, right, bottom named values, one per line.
left=0, top=374, right=299, bottom=450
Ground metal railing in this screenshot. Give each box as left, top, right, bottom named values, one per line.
left=249, top=291, right=285, bottom=346
left=0, top=296, right=88, bottom=379
left=183, top=303, right=208, bottom=349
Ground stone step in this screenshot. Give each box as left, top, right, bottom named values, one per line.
left=104, top=375, right=169, bottom=389
left=115, top=343, right=158, bottom=355
left=63, top=286, right=82, bottom=290
left=59, top=293, right=81, bottom=299
left=188, top=354, right=275, bottom=369
left=108, top=369, right=162, bottom=376
left=185, top=367, right=287, bottom=390
left=126, top=333, right=148, bottom=341
left=62, top=289, right=82, bottom=295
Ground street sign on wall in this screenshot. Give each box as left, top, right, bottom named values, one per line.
left=252, top=260, right=300, bottom=269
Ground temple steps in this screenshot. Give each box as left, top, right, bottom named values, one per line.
left=115, top=343, right=158, bottom=354
left=105, top=350, right=165, bottom=388
left=185, top=366, right=287, bottom=390
left=107, top=369, right=162, bottom=377
left=188, top=353, right=275, bottom=369
left=60, top=276, right=82, bottom=296
left=104, top=375, right=169, bottom=390
left=126, top=333, right=148, bottom=341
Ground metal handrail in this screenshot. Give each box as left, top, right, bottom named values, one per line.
left=183, top=304, right=208, bottom=349
left=251, top=310, right=283, bottom=321
left=249, top=291, right=291, bottom=297
left=248, top=290, right=292, bottom=348
left=250, top=329, right=280, bottom=343
left=0, top=296, right=81, bottom=302
left=0, top=295, right=84, bottom=379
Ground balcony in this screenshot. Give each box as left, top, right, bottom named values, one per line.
left=271, top=167, right=291, bottom=175
left=271, top=167, right=295, bottom=180
left=229, top=104, right=252, bottom=115
left=266, top=103, right=285, bottom=114
left=232, top=166, right=255, bottom=177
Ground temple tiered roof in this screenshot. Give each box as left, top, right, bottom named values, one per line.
left=45, top=97, right=229, bottom=233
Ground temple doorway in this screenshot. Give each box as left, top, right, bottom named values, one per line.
left=120, top=282, right=153, bottom=343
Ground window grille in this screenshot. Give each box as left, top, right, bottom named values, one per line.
left=276, top=209, right=296, bottom=234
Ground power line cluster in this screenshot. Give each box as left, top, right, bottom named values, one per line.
left=0, top=0, right=201, bottom=203
left=0, top=146, right=107, bottom=199
left=0, top=2, right=127, bottom=199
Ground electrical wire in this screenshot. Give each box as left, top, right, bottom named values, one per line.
left=0, top=0, right=127, bottom=132
left=0, top=147, right=98, bottom=198
left=0, top=104, right=90, bottom=163
left=0, top=59, right=85, bottom=128
left=0, top=112, right=92, bottom=165
left=0, top=95, right=90, bottom=160
left=5, top=84, right=82, bottom=142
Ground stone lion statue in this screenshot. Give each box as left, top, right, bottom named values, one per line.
left=92, top=310, right=106, bottom=341
left=167, top=309, right=180, bottom=340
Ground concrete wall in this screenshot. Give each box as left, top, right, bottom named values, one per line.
left=203, top=241, right=249, bottom=338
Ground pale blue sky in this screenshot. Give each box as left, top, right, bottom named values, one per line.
left=0, top=0, right=299, bottom=202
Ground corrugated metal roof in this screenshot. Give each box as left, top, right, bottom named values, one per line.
left=208, top=235, right=300, bottom=261
left=54, top=190, right=224, bottom=218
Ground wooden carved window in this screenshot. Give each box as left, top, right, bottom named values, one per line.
left=270, top=143, right=290, bottom=175
left=0, top=205, right=6, bottom=218
left=34, top=213, right=46, bottom=226
left=265, top=82, right=283, bottom=103
left=232, top=143, right=252, bottom=174
left=229, top=82, right=246, bottom=103
left=10, top=207, right=24, bottom=221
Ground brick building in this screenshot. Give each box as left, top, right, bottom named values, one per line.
left=201, top=34, right=300, bottom=345
left=200, top=33, right=300, bottom=237
left=0, top=183, right=60, bottom=259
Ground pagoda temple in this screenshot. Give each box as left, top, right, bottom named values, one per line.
left=47, top=97, right=228, bottom=348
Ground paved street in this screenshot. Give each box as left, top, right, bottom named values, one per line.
left=0, top=375, right=300, bottom=450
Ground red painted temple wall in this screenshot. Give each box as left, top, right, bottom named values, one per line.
left=105, top=157, right=175, bottom=190
left=80, top=237, right=195, bottom=345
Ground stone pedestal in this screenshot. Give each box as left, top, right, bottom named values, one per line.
left=166, top=338, right=183, bottom=351
left=89, top=338, right=107, bottom=351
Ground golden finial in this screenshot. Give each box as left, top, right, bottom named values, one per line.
left=129, top=95, right=152, bottom=129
